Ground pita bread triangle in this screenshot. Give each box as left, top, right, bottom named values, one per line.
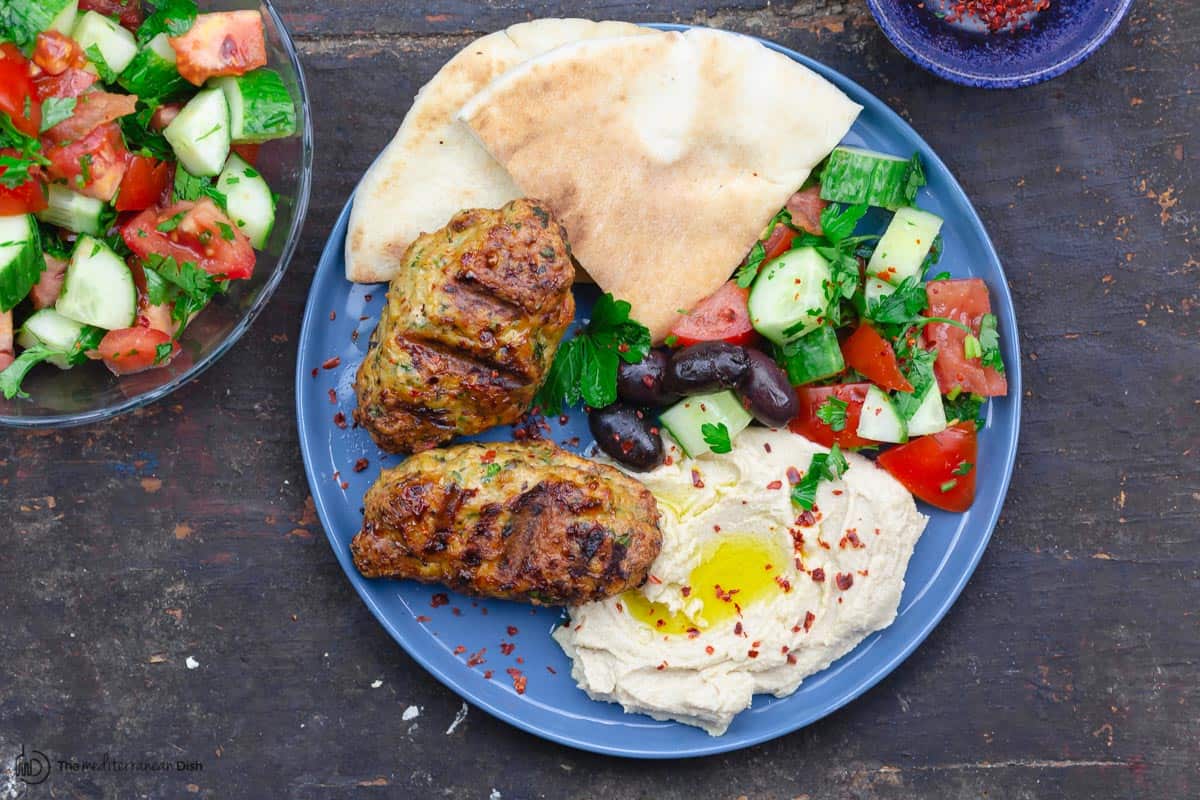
left=459, top=28, right=862, bottom=341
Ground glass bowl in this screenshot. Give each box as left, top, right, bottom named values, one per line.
left=0, top=0, right=313, bottom=428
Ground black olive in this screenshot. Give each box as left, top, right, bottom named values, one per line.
left=664, top=342, right=751, bottom=396
left=617, top=349, right=679, bottom=407
left=588, top=404, right=665, bottom=472
left=737, top=348, right=800, bottom=427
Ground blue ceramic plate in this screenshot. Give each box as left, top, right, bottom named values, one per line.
left=296, top=28, right=1021, bottom=759
left=867, top=0, right=1134, bottom=88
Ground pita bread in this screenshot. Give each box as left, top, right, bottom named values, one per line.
left=459, top=28, right=862, bottom=341
left=345, top=18, right=650, bottom=284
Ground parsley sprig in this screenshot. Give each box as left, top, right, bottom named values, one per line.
left=535, top=294, right=651, bottom=414
left=0, top=327, right=104, bottom=400
left=791, top=444, right=849, bottom=511
left=815, top=397, right=848, bottom=431
left=701, top=422, right=732, bottom=454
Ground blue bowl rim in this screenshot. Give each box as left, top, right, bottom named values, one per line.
left=295, top=23, right=1023, bottom=758
left=0, top=0, right=314, bottom=430
left=865, top=0, right=1135, bottom=88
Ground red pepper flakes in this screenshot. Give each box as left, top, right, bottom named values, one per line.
left=481, top=608, right=489, bottom=616
left=747, top=650, right=759, bottom=658
left=546, top=665, right=556, bottom=674
left=506, top=667, right=527, bottom=694
left=691, top=469, right=704, bottom=488
left=656, top=661, right=668, bottom=671
left=686, top=628, right=700, bottom=639
left=766, top=479, right=783, bottom=490
left=500, top=642, right=515, bottom=656
left=796, top=510, right=816, bottom=527
left=558, top=414, right=569, bottom=425
left=322, top=356, right=341, bottom=370
left=481, top=449, right=497, bottom=464
left=775, top=575, right=792, bottom=593
left=786, top=466, right=802, bottom=485
left=942, top=0, right=1050, bottom=32
left=467, top=649, right=487, bottom=667
left=483, top=670, right=494, bottom=679
left=713, top=584, right=740, bottom=603
left=811, top=568, right=826, bottom=583
left=857, top=569, right=870, bottom=577
left=705, top=645, right=715, bottom=655
left=615, top=602, right=624, bottom=613
left=733, top=621, right=744, bottom=636
left=416, top=615, right=431, bottom=623
left=310, top=367, right=318, bottom=378
left=516, top=656, right=524, bottom=664
left=839, top=530, right=864, bottom=549
left=664, top=455, right=674, bottom=466
left=353, top=458, right=369, bottom=473
left=430, top=593, right=449, bottom=608
left=328, top=311, right=336, bottom=321
left=786, top=653, right=798, bottom=665
left=781, top=645, right=790, bottom=654
left=351, top=330, right=359, bottom=343
left=453, top=645, right=466, bottom=655
left=333, top=412, right=347, bottom=429
left=804, top=611, right=816, bottom=632
left=713, top=524, right=721, bottom=533
left=452, top=607, right=462, bottom=616
left=836, top=572, right=854, bottom=591
left=763, top=563, right=773, bottom=571
left=763, top=442, right=772, bottom=453
left=364, top=294, right=373, bottom=302
left=681, top=585, right=692, bottom=597
left=506, top=625, right=519, bottom=636
left=327, top=388, right=337, bottom=404
left=831, top=489, right=844, bottom=496
left=648, top=574, right=662, bottom=585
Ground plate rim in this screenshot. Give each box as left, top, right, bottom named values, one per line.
left=295, top=23, right=1022, bottom=759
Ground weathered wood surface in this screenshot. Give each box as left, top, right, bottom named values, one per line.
left=1, top=1, right=1196, bottom=798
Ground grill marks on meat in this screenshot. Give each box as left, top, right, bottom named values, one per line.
left=354, top=199, right=575, bottom=453
left=351, top=441, right=663, bottom=606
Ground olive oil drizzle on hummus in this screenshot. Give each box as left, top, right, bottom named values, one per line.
left=623, top=536, right=787, bottom=635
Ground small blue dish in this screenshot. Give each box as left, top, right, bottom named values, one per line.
left=867, top=0, right=1134, bottom=88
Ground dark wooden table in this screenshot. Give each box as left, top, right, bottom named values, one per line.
left=2, top=1, right=1196, bottom=798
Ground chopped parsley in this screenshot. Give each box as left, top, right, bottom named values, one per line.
left=0, top=327, right=104, bottom=400
left=137, top=0, right=198, bottom=44
left=154, top=342, right=175, bottom=364
left=38, top=97, right=77, bottom=133
left=978, top=313, right=1004, bottom=373
left=155, top=212, right=186, bottom=233
left=952, top=461, right=974, bottom=476
left=85, top=45, right=118, bottom=83
left=939, top=479, right=958, bottom=493
left=701, top=422, right=732, bottom=454
left=815, top=396, right=849, bottom=431
left=734, top=240, right=766, bottom=288
left=216, top=221, right=236, bottom=241
left=791, top=444, right=849, bottom=511
left=535, top=293, right=651, bottom=414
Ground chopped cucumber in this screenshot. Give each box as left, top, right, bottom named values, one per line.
left=164, top=88, right=231, bottom=177
left=0, top=214, right=45, bottom=312
left=49, top=0, right=79, bottom=34
left=17, top=309, right=92, bottom=369
left=856, top=385, right=907, bottom=443
left=35, top=185, right=106, bottom=236
left=867, top=207, right=944, bottom=284
left=863, top=275, right=896, bottom=308
left=212, top=69, right=298, bottom=143
left=776, top=325, right=844, bottom=386
left=820, top=146, right=924, bottom=211
left=73, top=10, right=138, bottom=75
left=659, top=390, right=753, bottom=459
left=216, top=154, right=274, bottom=248
left=119, top=33, right=188, bottom=100
left=56, top=235, right=136, bottom=330
left=903, top=383, right=948, bottom=437
left=747, top=247, right=832, bottom=345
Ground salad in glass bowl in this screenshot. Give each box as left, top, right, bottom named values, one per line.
left=0, top=0, right=308, bottom=420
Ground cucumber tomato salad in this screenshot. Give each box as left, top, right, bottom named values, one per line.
left=0, top=0, right=296, bottom=397
left=543, top=146, right=1008, bottom=514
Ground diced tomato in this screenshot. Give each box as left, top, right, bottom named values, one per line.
left=0, top=149, right=47, bottom=214
left=95, top=326, right=179, bottom=375
left=33, top=67, right=98, bottom=100
left=170, top=11, right=267, bottom=86
left=231, top=143, right=260, bottom=166
left=0, top=44, right=40, bottom=137
left=786, top=185, right=827, bottom=236
left=761, top=223, right=796, bottom=262
left=78, top=0, right=143, bottom=32
left=876, top=422, right=978, bottom=512
left=33, top=31, right=86, bottom=76
left=0, top=310, right=13, bottom=372
left=42, top=91, right=137, bottom=145
left=115, top=156, right=172, bottom=212
left=123, top=198, right=256, bottom=281
left=841, top=323, right=913, bottom=393
left=790, top=383, right=877, bottom=449
left=43, top=121, right=129, bottom=202
left=669, top=281, right=756, bottom=347
left=924, top=279, right=1008, bottom=397
left=30, top=255, right=68, bottom=310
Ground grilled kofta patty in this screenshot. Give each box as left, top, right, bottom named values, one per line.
left=351, top=441, right=663, bottom=606
left=353, top=198, right=575, bottom=453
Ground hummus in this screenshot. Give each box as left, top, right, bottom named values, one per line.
left=553, top=427, right=928, bottom=735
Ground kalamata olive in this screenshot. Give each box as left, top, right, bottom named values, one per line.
left=736, top=348, right=800, bottom=427
left=664, top=341, right=750, bottom=395
left=617, top=349, right=679, bottom=407
left=588, top=404, right=665, bottom=472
